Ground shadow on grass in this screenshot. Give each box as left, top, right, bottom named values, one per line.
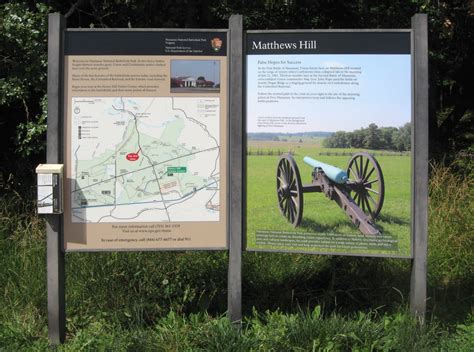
left=299, top=218, right=351, bottom=233
left=374, top=214, right=410, bottom=244
left=242, top=246, right=473, bottom=326
left=242, top=254, right=411, bottom=317
left=299, top=212, right=409, bottom=235
left=377, top=213, right=410, bottom=226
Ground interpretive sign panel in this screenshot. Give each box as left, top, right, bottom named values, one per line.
left=246, top=31, right=412, bottom=257
left=63, top=30, right=228, bottom=251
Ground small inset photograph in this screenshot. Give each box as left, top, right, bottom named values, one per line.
left=171, top=60, right=220, bottom=93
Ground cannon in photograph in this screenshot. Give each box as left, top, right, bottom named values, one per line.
left=276, top=152, right=385, bottom=235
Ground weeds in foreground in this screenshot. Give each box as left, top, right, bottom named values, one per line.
left=0, top=161, right=472, bottom=349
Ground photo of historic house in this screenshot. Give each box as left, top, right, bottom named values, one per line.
left=170, top=60, right=221, bottom=93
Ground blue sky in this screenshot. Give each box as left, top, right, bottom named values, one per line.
left=171, top=60, right=220, bottom=84
left=247, top=54, right=411, bottom=133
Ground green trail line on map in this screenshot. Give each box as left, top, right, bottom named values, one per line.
left=111, top=98, right=171, bottom=221
left=71, top=96, right=221, bottom=223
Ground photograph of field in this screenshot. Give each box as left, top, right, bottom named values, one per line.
left=246, top=138, right=411, bottom=257
left=246, top=52, right=412, bottom=257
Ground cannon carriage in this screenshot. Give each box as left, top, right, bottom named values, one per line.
left=276, top=152, right=385, bottom=236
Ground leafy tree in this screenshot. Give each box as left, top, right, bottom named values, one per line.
left=394, top=122, right=411, bottom=151
left=0, top=0, right=472, bottom=191
left=335, top=131, right=349, bottom=148
left=422, top=1, right=474, bottom=158
left=380, top=127, right=398, bottom=150
left=0, top=2, right=50, bottom=157
left=323, top=131, right=349, bottom=148
left=363, top=123, right=382, bottom=150
left=349, top=129, right=366, bottom=149
left=323, top=123, right=411, bottom=151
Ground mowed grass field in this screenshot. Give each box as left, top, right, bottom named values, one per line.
left=246, top=144, right=411, bottom=257
left=248, top=136, right=325, bottom=151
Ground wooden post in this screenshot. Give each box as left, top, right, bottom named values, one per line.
left=46, top=13, right=66, bottom=344
left=410, top=13, right=429, bottom=320
left=228, top=14, right=243, bottom=325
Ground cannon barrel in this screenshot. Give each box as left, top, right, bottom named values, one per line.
left=303, top=156, right=348, bottom=184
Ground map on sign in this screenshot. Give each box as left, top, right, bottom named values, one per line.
left=70, top=97, right=220, bottom=223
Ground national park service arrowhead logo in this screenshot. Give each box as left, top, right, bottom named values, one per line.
left=211, top=37, right=223, bottom=52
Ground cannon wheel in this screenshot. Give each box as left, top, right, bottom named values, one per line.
left=346, top=152, right=385, bottom=220
left=277, top=154, right=303, bottom=227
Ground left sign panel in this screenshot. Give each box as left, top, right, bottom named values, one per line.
left=63, top=30, right=228, bottom=251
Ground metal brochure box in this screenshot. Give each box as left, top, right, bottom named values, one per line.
left=36, top=164, right=64, bottom=214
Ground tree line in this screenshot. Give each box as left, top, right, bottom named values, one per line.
left=0, top=1, right=472, bottom=191
left=323, top=123, right=411, bottom=151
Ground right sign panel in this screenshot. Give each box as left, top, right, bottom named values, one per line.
left=246, top=31, right=412, bottom=257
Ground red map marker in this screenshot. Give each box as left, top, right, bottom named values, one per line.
left=126, top=153, right=139, bottom=161
left=126, top=147, right=141, bottom=161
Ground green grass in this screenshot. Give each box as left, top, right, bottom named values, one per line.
left=1, top=300, right=473, bottom=351
left=246, top=146, right=411, bottom=257
left=248, top=136, right=325, bottom=152
left=0, top=161, right=472, bottom=349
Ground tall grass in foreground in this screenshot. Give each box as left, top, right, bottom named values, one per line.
left=62, top=310, right=426, bottom=351
left=2, top=308, right=474, bottom=351
left=0, top=190, right=47, bottom=349
left=0, top=161, right=473, bottom=349
left=428, top=163, right=473, bottom=320
left=429, top=163, right=473, bottom=283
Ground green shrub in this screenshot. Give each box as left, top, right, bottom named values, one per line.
left=249, top=308, right=440, bottom=351
left=438, top=315, right=474, bottom=352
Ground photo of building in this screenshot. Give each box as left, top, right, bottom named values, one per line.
left=170, top=60, right=220, bottom=93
